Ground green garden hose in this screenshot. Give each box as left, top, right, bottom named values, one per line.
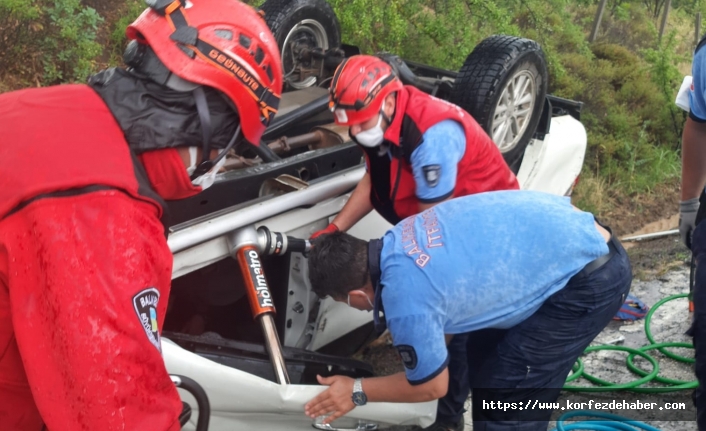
left=563, top=293, right=697, bottom=392
left=563, top=345, right=660, bottom=391
left=644, top=294, right=695, bottom=363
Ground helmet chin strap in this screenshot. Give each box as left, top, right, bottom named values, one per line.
left=189, top=86, right=242, bottom=181
left=190, top=86, right=212, bottom=178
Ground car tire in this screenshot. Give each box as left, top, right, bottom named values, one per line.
left=258, top=0, right=341, bottom=90
left=450, top=35, right=548, bottom=172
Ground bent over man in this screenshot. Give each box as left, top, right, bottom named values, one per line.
left=312, top=54, right=520, bottom=430
left=0, top=0, right=282, bottom=429
left=305, top=191, right=632, bottom=431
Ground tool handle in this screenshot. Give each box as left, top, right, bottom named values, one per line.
left=236, top=245, right=276, bottom=318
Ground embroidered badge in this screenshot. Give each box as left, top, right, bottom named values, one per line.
left=397, top=344, right=418, bottom=370
left=422, top=165, right=441, bottom=188
left=133, top=288, right=161, bottom=352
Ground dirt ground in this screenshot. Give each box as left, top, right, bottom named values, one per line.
left=360, top=187, right=702, bottom=431
left=595, top=181, right=681, bottom=239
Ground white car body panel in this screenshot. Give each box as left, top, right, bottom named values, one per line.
left=164, top=114, right=587, bottom=430
left=164, top=339, right=436, bottom=430
left=516, top=115, right=587, bottom=195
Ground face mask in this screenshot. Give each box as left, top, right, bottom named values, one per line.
left=186, top=146, right=227, bottom=191
left=347, top=290, right=374, bottom=309
left=353, top=114, right=385, bottom=148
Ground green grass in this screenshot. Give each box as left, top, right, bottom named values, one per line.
left=107, top=0, right=145, bottom=65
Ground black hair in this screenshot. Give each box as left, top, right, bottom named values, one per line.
left=307, top=231, right=370, bottom=299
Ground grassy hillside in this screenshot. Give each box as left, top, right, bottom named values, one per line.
left=0, top=0, right=700, bottom=219
left=325, top=0, right=696, bottom=215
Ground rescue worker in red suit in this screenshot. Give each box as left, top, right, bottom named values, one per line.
left=310, top=55, right=519, bottom=431
left=0, top=0, right=282, bottom=429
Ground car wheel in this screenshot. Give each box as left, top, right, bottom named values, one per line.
left=258, top=0, right=341, bottom=90
left=450, top=35, right=548, bottom=172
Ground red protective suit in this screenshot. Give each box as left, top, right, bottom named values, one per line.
left=363, top=86, right=520, bottom=225
left=0, top=85, right=183, bottom=430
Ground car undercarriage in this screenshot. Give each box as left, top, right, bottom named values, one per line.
left=161, top=2, right=588, bottom=429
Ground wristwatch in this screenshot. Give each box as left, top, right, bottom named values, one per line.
left=351, top=378, right=368, bottom=406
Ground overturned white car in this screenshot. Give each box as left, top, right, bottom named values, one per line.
left=161, top=3, right=587, bottom=428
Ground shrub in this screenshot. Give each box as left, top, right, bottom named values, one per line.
left=551, top=40, right=683, bottom=197
left=642, top=30, right=689, bottom=148
left=0, top=0, right=103, bottom=85
left=0, top=0, right=42, bottom=80
left=42, top=0, right=103, bottom=83
left=107, top=0, right=146, bottom=65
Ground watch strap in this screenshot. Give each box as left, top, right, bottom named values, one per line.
left=353, top=378, right=363, bottom=393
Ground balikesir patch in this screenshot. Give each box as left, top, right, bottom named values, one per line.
left=133, top=287, right=161, bottom=352
left=397, top=344, right=418, bottom=370
left=422, top=164, right=441, bottom=188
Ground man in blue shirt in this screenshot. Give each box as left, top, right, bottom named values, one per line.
left=304, top=191, right=632, bottom=430
left=679, top=35, right=706, bottom=430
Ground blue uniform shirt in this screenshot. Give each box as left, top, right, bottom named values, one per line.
left=690, top=45, right=706, bottom=122
left=410, top=120, right=466, bottom=202
left=377, top=191, right=609, bottom=384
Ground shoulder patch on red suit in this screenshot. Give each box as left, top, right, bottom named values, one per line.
left=133, top=288, right=161, bottom=352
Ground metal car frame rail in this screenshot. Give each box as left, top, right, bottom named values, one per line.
left=168, top=165, right=364, bottom=254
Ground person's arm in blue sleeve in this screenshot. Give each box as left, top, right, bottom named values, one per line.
left=680, top=46, right=706, bottom=247
left=304, top=314, right=449, bottom=424
left=410, top=120, right=466, bottom=211
left=387, top=313, right=450, bottom=384
left=683, top=47, right=706, bottom=201
left=690, top=47, right=706, bottom=124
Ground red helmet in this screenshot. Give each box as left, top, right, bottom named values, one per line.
left=127, top=0, right=283, bottom=146
left=328, top=55, right=403, bottom=126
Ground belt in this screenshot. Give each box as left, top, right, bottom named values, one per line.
left=577, top=236, right=619, bottom=277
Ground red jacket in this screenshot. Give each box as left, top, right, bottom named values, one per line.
left=363, top=86, right=519, bottom=225
left=0, top=84, right=165, bottom=222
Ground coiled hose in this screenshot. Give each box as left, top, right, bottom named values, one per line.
left=564, top=293, right=696, bottom=392
left=550, top=294, right=694, bottom=430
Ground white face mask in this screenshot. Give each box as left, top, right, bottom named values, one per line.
left=186, top=146, right=227, bottom=190
left=353, top=114, right=385, bottom=148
